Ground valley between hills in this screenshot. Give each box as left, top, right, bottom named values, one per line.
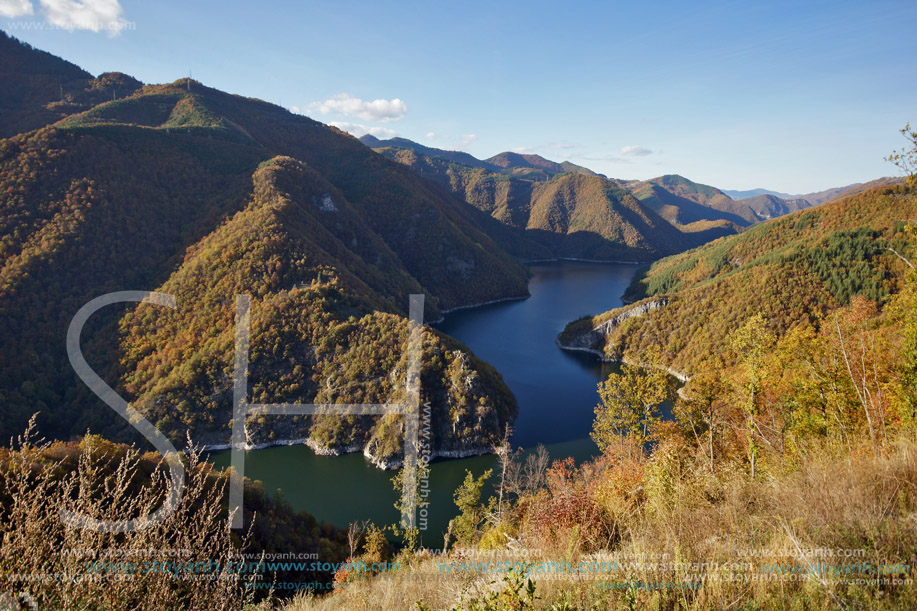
left=4, top=29, right=899, bottom=466
left=2, top=27, right=917, bottom=610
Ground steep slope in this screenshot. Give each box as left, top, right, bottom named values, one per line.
left=370, top=144, right=708, bottom=260
left=53, top=81, right=530, bottom=309
left=360, top=135, right=496, bottom=170
left=117, top=157, right=517, bottom=462
left=0, top=74, right=527, bottom=459
left=559, top=184, right=915, bottom=374
left=731, top=193, right=813, bottom=221
left=485, top=151, right=600, bottom=178
left=0, top=31, right=142, bottom=138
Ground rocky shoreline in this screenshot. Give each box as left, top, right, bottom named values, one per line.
left=429, top=294, right=530, bottom=324
left=555, top=298, right=690, bottom=383
left=202, top=435, right=494, bottom=470
left=522, top=256, right=646, bottom=265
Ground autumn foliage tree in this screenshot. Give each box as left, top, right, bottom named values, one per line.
left=591, top=348, right=672, bottom=457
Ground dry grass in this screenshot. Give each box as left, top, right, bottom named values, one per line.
left=286, top=435, right=917, bottom=611
left=0, top=420, right=264, bottom=611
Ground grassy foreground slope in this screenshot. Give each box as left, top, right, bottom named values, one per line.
left=0, top=430, right=349, bottom=608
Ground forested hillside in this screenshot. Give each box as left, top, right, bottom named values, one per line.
left=307, top=165, right=917, bottom=611
left=0, top=31, right=142, bottom=138
left=559, top=183, right=915, bottom=375
left=368, top=143, right=729, bottom=260
left=0, top=37, right=526, bottom=461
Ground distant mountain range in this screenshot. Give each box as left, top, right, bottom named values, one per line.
left=724, top=177, right=903, bottom=207
left=485, top=151, right=601, bottom=178
left=360, top=137, right=901, bottom=250
left=360, top=136, right=601, bottom=179
left=722, top=187, right=798, bottom=200
left=628, top=175, right=817, bottom=226
left=362, top=138, right=740, bottom=260
left=0, top=29, right=903, bottom=467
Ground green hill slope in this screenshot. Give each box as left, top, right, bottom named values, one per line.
left=559, top=184, right=916, bottom=374
left=0, top=31, right=143, bottom=138
left=0, top=46, right=527, bottom=460
left=369, top=143, right=717, bottom=261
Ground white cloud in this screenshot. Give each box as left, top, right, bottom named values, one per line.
left=0, top=0, right=34, bottom=18
left=426, top=131, right=450, bottom=141
left=620, top=145, right=653, bottom=157
left=310, top=93, right=407, bottom=123
left=512, top=146, right=534, bottom=154
left=549, top=141, right=578, bottom=150
left=329, top=121, right=396, bottom=140
left=38, top=0, right=129, bottom=36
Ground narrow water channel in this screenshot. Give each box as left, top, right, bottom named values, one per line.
left=208, top=261, right=641, bottom=547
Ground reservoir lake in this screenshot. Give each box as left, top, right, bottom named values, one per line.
left=209, top=261, right=641, bottom=546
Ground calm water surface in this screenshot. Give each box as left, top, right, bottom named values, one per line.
left=209, top=261, right=640, bottom=546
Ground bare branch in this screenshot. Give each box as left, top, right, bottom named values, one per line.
left=887, top=246, right=915, bottom=270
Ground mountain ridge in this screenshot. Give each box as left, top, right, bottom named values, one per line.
left=0, top=37, right=530, bottom=463
left=724, top=176, right=904, bottom=206
left=558, top=183, right=915, bottom=375
left=364, top=141, right=740, bottom=260
left=0, top=31, right=143, bottom=138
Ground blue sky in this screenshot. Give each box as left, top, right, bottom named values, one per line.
left=2, top=0, right=915, bottom=193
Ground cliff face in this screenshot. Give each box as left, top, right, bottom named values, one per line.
left=205, top=329, right=516, bottom=470
left=556, top=298, right=669, bottom=356
left=564, top=184, right=915, bottom=381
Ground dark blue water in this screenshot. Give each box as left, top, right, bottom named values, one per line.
left=438, top=261, right=639, bottom=449
left=209, top=261, right=639, bottom=545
